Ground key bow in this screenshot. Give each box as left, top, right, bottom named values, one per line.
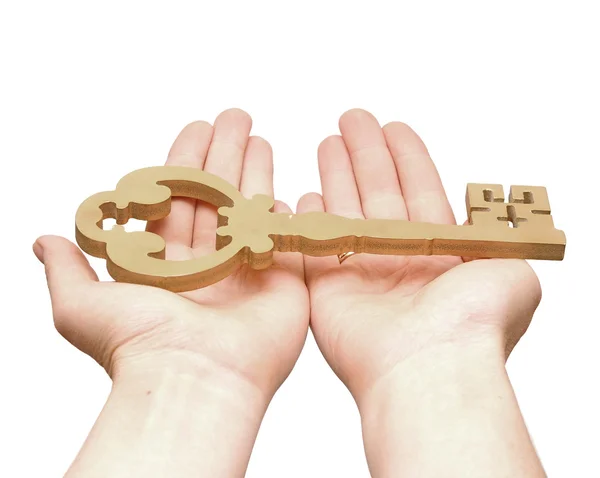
left=75, top=166, right=279, bottom=292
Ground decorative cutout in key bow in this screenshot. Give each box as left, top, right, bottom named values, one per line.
left=75, top=166, right=566, bottom=292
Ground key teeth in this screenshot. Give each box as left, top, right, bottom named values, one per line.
left=508, top=185, right=550, bottom=208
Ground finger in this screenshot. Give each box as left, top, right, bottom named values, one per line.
left=296, top=192, right=339, bottom=282
left=272, top=200, right=304, bottom=279
left=34, top=235, right=99, bottom=286
left=240, top=136, right=274, bottom=199
left=383, top=121, right=455, bottom=224
left=33, top=235, right=104, bottom=354
left=193, top=109, right=252, bottom=251
left=146, top=121, right=213, bottom=247
left=318, top=135, right=363, bottom=219
left=339, top=109, right=408, bottom=220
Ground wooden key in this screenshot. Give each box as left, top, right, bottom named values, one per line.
left=75, top=166, right=566, bottom=292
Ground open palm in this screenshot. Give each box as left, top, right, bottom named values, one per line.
left=35, top=109, right=309, bottom=396
left=297, top=109, right=541, bottom=399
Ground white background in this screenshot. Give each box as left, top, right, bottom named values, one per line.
left=1, top=1, right=598, bottom=476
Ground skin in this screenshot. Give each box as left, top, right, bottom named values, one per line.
left=34, top=108, right=545, bottom=477
left=297, top=109, right=546, bottom=477
left=33, top=109, right=310, bottom=477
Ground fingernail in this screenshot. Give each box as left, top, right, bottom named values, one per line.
left=32, top=240, right=45, bottom=263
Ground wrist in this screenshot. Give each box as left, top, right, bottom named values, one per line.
left=358, top=337, right=506, bottom=412
left=111, top=349, right=272, bottom=413
left=356, top=339, right=543, bottom=477
left=68, top=351, right=269, bottom=478
left=352, top=332, right=506, bottom=409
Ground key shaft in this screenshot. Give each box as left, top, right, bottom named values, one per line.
left=223, top=209, right=566, bottom=261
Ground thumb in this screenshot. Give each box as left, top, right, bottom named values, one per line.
left=33, top=235, right=104, bottom=355
left=33, top=234, right=98, bottom=287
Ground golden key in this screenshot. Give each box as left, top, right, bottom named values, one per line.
left=75, top=166, right=566, bottom=292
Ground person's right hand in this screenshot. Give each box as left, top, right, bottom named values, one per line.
left=35, top=109, right=310, bottom=477
left=297, top=109, right=545, bottom=477
left=35, top=109, right=309, bottom=395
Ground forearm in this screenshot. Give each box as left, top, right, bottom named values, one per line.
left=65, top=356, right=268, bottom=478
left=358, top=341, right=545, bottom=478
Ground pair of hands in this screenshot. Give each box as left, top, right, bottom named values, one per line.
left=34, top=108, right=541, bottom=468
